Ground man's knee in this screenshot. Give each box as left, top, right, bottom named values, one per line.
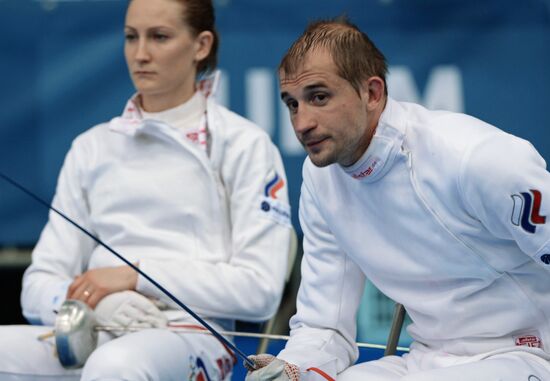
left=337, top=356, right=406, bottom=381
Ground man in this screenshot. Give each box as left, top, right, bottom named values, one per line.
left=246, top=18, right=550, bottom=381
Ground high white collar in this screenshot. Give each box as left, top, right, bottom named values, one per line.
left=141, top=91, right=206, bottom=131
left=342, top=98, right=406, bottom=183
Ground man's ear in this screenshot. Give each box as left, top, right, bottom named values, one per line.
left=362, top=76, right=385, bottom=111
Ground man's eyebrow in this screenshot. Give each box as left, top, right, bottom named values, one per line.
left=280, top=82, right=328, bottom=101
left=304, top=82, right=328, bottom=91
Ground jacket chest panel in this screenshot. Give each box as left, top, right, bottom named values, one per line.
left=86, top=139, right=219, bottom=237
left=322, top=158, right=498, bottom=291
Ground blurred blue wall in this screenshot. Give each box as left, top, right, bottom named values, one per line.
left=0, top=0, right=549, bottom=245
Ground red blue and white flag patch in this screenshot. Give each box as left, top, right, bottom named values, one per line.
left=264, top=172, right=285, bottom=199
left=511, top=189, right=546, bottom=233
left=259, top=171, right=290, bottom=227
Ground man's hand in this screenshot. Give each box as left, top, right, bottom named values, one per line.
left=245, top=354, right=300, bottom=381
left=67, top=265, right=138, bottom=308
left=93, top=290, right=167, bottom=336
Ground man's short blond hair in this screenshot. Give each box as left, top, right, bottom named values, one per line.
left=279, top=17, right=388, bottom=95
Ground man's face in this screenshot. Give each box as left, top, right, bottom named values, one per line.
left=280, top=48, right=373, bottom=167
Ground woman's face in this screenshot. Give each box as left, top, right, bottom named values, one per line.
left=124, top=0, right=212, bottom=112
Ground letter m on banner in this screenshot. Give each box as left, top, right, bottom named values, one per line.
left=388, top=65, right=464, bottom=112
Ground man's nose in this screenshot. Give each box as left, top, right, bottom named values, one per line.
left=292, top=106, right=317, bottom=136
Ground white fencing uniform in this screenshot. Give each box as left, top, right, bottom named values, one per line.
left=0, top=89, right=291, bottom=380
left=276, top=97, right=550, bottom=380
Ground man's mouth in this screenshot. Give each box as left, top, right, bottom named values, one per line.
left=305, top=137, right=328, bottom=148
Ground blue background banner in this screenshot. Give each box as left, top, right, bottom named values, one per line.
left=0, top=0, right=549, bottom=244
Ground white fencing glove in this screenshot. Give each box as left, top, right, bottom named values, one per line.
left=245, top=354, right=300, bottom=381
left=94, top=290, right=167, bottom=336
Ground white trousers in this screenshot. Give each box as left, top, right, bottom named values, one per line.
left=338, top=346, right=550, bottom=381
left=0, top=325, right=234, bottom=381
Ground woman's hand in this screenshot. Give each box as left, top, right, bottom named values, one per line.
left=67, top=265, right=139, bottom=309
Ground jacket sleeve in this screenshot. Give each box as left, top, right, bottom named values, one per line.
left=459, top=132, right=550, bottom=266
left=136, top=130, right=291, bottom=321
left=21, top=140, right=96, bottom=325
left=277, top=162, right=365, bottom=379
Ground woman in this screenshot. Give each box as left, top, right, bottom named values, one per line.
left=0, top=0, right=291, bottom=379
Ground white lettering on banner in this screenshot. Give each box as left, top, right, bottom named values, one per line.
left=214, top=69, right=230, bottom=108
left=225, top=66, right=464, bottom=156
left=388, top=65, right=464, bottom=112
left=246, top=68, right=274, bottom=136
left=279, top=101, right=305, bottom=155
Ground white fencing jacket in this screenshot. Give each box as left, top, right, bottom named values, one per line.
left=278, top=97, right=550, bottom=377
left=21, top=93, right=291, bottom=329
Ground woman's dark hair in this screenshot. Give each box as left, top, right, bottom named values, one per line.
left=177, top=0, right=219, bottom=75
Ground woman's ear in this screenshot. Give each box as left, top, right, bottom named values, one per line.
left=194, top=30, right=214, bottom=62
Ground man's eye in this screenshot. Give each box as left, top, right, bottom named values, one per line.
left=125, top=34, right=137, bottom=41
left=286, top=100, right=299, bottom=113
left=311, top=93, right=328, bottom=105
